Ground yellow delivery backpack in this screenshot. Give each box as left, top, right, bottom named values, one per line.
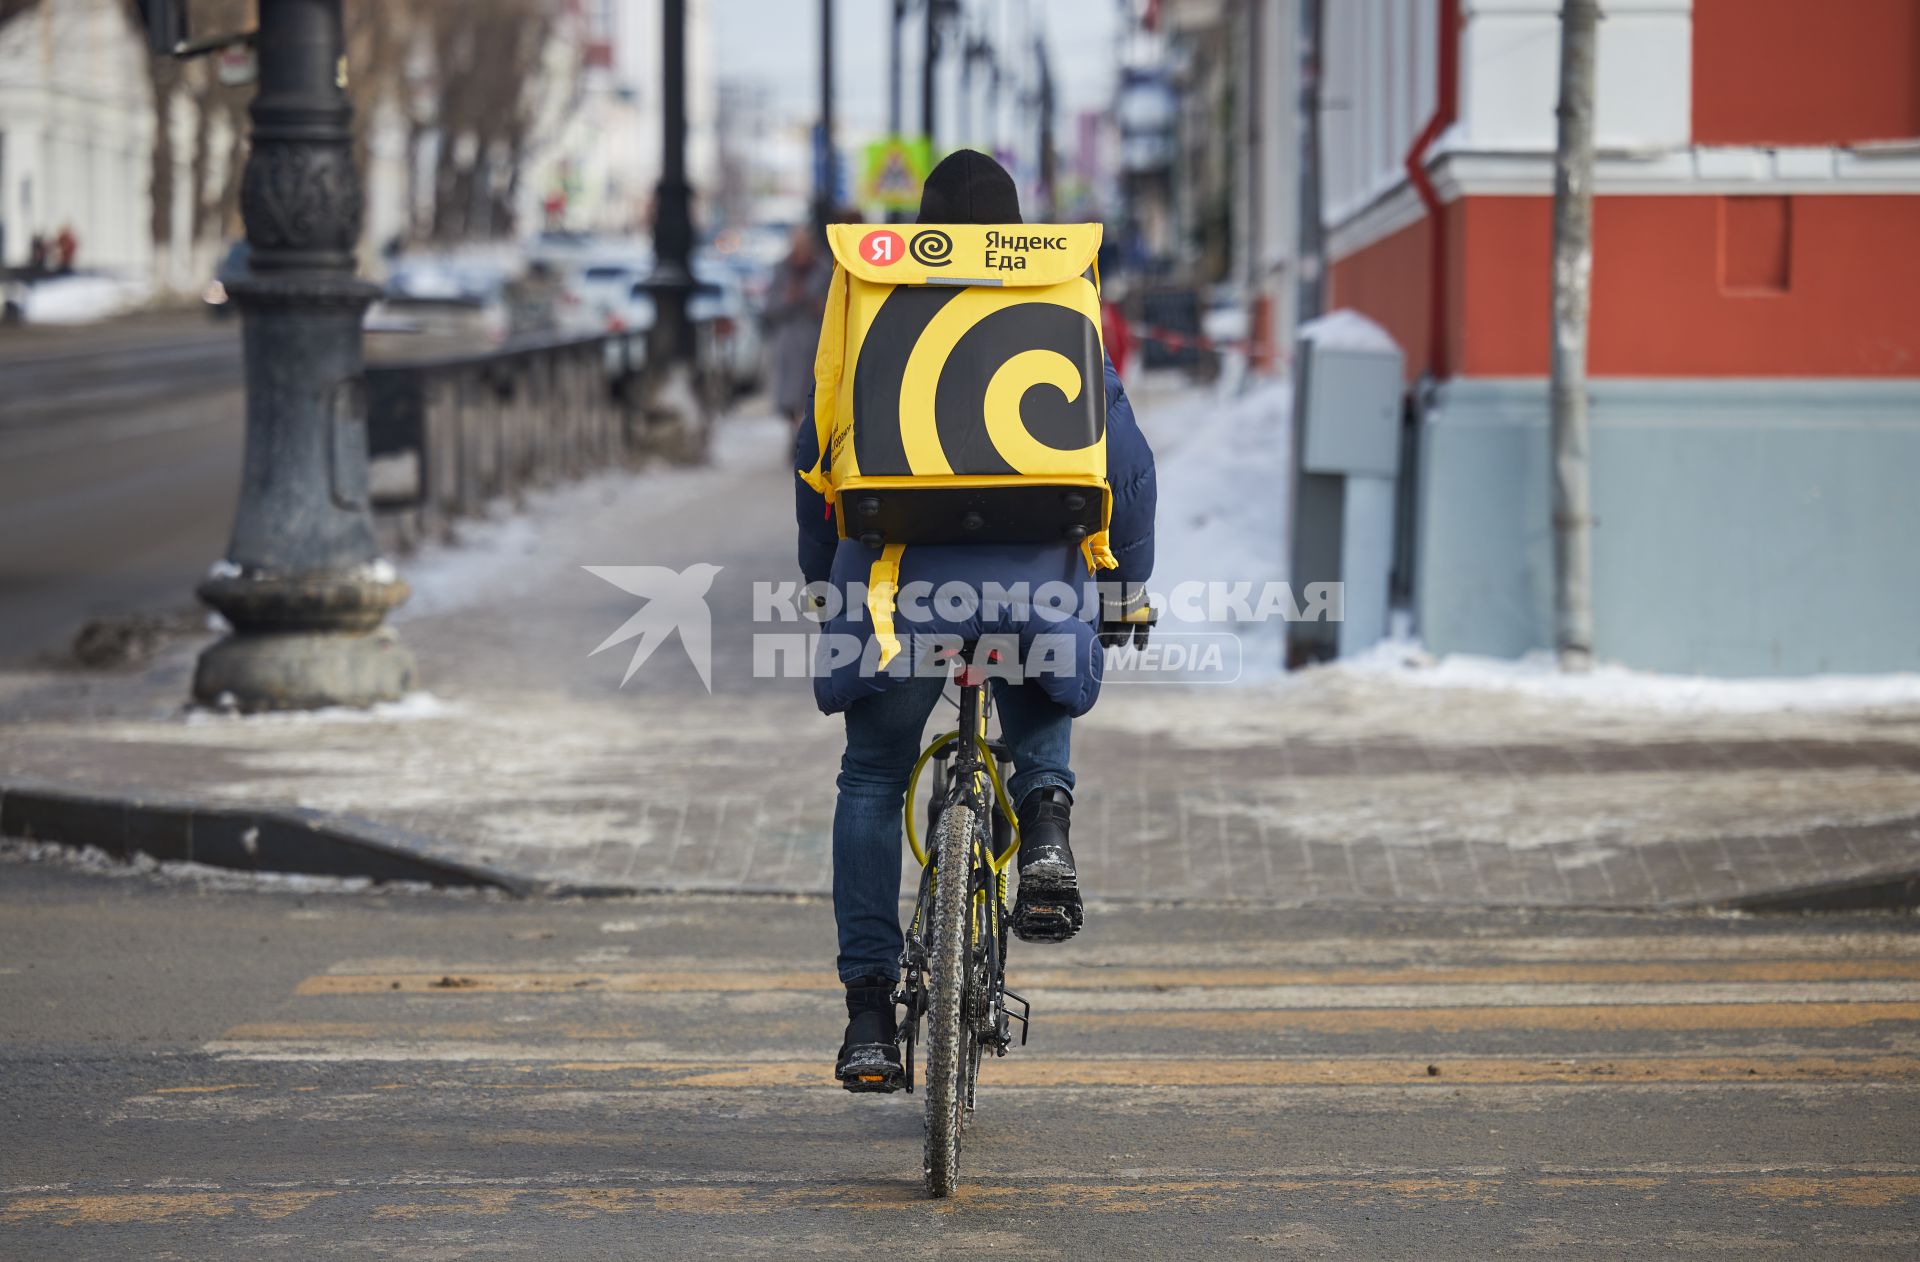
left=801, top=223, right=1116, bottom=595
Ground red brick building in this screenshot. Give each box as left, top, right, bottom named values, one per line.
left=1319, top=0, right=1920, bottom=674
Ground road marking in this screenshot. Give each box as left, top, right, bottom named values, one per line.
left=7, top=1170, right=1918, bottom=1225
left=213, top=1000, right=1920, bottom=1047
left=0, top=1190, right=334, bottom=1226
left=289, top=974, right=1920, bottom=1010
left=307, top=936, right=1920, bottom=979
left=1046, top=1000, right=1920, bottom=1033
left=294, top=958, right=1920, bottom=995
left=181, top=1053, right=1920, bottom=1085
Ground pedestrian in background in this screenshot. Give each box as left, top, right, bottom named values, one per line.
left=766, top=224, right=832, bottom=429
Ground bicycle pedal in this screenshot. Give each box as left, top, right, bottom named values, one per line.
left=836, top=1044, right=905, bottom=1093
left=1012, top=881, right=1083, bottom=944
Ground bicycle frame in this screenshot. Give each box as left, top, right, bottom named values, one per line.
left=897, top=647, right=1032, bottom=1099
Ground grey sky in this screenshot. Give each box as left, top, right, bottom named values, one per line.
left=709, top=0, right=1124, bottom=144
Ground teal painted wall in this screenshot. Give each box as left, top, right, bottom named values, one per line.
left=1414, top=379, right=1920, bottom=676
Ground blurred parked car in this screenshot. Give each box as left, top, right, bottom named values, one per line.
left=364, top=260, right=511, bottom=350
left=572, top=258, right=652, bottom=332
left=690, top=260, right=763, bottom=399
left=600, top=279, right=658, bottom=338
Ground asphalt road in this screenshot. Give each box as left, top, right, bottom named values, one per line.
left=1, top=859, right=1914, bottom=1258
left=0, top=313, right=243, bottom=665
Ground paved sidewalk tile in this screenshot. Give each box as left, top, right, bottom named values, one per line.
left=4, top=413, right=1918, bottom=907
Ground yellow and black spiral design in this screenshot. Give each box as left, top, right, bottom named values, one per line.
left=849, top=280, right=1106, bottom=479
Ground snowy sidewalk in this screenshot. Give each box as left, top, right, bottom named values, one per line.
left=3, top=389, right=1919, bottom=907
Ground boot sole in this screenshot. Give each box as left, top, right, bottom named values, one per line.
left=1012, top=872, right=1083, bottom=943
left=835, top=1044, right=905, bottom=1093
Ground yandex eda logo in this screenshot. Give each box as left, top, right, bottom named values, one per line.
left=983, top=229, right=1066, bottom=273
left=909, top=229, right=953, bottom=266
left=859, top=229, right=905, bottom=265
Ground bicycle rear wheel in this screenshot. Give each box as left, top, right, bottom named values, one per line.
left=923, top=800, right=977, bottom=1198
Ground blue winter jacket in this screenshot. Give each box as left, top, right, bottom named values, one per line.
left=795, top=356, right=1156, bottom=716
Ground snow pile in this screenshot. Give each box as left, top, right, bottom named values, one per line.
left=1336, top=637, right=1920, bottom=714
left=1137, top=376, right=1294, bottom=679
left=392, top=419, right=780, bottom=621
left=0, top=837, right=477, bottom=897
left=393, top=470, right=652, bottom=619
left=20, top=274, right=150, bottom=324
left=1297, top=308, right=1401, bottom=355
left=186, top=691, right=458, bottom=725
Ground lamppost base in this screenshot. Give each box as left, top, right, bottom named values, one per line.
left=193, top=626, right=417, bottom=713
left=194, top=570, right=415, bottom=711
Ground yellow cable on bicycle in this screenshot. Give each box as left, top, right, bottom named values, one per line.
left=902, top=730, right=1021, bottom=872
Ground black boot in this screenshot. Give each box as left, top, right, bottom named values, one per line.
left=834, top=975, right=904, bottom=1093
left=1012, top=786, right=1083, bottom=943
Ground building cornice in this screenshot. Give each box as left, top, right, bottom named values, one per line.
left=1329, top=143, right=1920, bottom=263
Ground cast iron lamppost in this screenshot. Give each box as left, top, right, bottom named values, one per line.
left=638, top=0, right=703, bottom=448
left=814, top=0, right=837, bottom=234
left=172, top=0, right=416, bottom=709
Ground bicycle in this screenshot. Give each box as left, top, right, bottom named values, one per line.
left=891, top=637, right=1032, bottom=1199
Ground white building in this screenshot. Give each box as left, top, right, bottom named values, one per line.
left=0, top=0, right=157, bottom=277
left=521, top=0, right=717, bottom=237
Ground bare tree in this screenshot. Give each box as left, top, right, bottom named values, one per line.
left=182, top=0, right=253, bottom=244
left=118, top=0, right=567, bottom=259
left=118, top=0, right=181, bottom=260
left=414, top=0, right=562, bottom=240
left=1550, top=0, right=1600, bottom=671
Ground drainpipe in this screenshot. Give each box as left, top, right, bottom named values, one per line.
left=1402, top=0, right=1459, bottom=379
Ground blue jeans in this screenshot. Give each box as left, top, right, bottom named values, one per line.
left=833, top=676, right=1074, bottom=984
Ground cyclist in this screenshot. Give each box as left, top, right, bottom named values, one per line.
left=793, top=150, right=1157, bottom=1092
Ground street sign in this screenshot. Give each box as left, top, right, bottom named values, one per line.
left=861, top=136, right=932, bottom=214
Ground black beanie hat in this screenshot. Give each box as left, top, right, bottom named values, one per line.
left=917, top=149, right=1022, bottom=225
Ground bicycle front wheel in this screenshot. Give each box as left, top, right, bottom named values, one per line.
left=923, top=800, right=977, bottom=1198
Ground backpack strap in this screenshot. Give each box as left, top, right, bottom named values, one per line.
left=1081, top=532, right=1118, bottom=572
left=866, top=542, right=907, bottom=668
left=797, top=263, right=849, bottom=501
left=1081, top=490, right=1119, bottom=572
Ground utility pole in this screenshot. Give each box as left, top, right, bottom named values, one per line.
left=889, top=0, right=906, bottom=136
left=1035, top=32, right=1055, bottom=218
left=649, top=0, right=694, bottom=365
left=1293, top=0, right=1325, bottom=325
left=1286, top=0, right=1332, bottom=669
left=922, top=0, right=946, bottom=149
left=1246, top=0, right=1269, bottom=370
left=1549, top=0, right=1599, bottom=671
left=194, top=0, right=414, bottom=710
left=959, top=24, right=975, bottom=146
left=816, top=0, right=836, bottom=231
left=888, top=0, right=908, bottom=223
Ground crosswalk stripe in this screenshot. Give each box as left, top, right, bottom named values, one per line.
left=9, top=1170, right=1919, bottom=1224
left=181, top=1054, right=1920, bottom=1085
left=292, top=959, right=1920, bottom=995
left=211, top=1000, right=1920, bottom=1045
left=289, top=975, right=1920, bottom=1009
left=308, top=936, right=1920, bottom=979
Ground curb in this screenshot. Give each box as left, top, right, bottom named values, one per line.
left=6, top=776, right=1916, bottom=912
left=1716, top=870, right=1920, bottom=915
left=0, top=778, right=530, bottom=895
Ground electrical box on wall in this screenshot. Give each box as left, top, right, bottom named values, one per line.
left=1298, top=340, right=1405, bottom=478
left=1288, top=314, right=1407, bottom=665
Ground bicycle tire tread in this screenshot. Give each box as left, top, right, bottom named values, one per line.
left=922, top=801, right=974, bottom=1198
